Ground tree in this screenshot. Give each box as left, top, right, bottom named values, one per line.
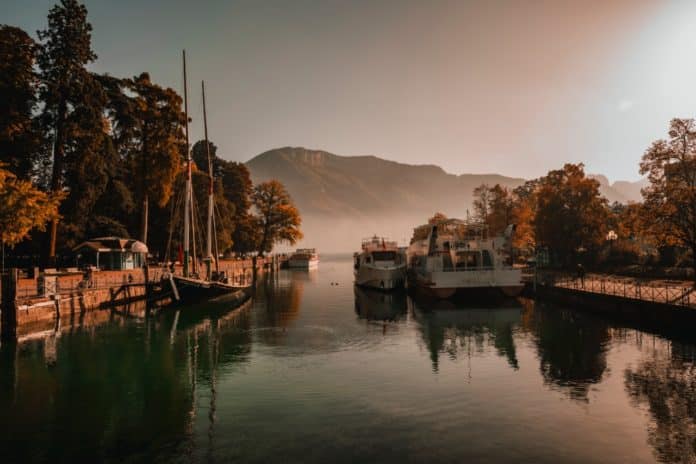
left=473, top=184, right=515, bottom=235
left=0, top=164, right=63, bottom=246
left=222, top=162, right=255, bottom=254
left=640, top=118, right=696, bottom=276
left=37, top=0, right=104, bottom=260
left=511, top=180, right=539, bottom=253
left=252, top=180, right=302, bottom=255
left=0, top=26, right=42, bottom=180
left=533, top=163, right=609, bottom=266
left=127, top=73, right=185, bottom=244
left=192, top=140, right=255, bottom=254
left=472, top=184, right=491, bottom=223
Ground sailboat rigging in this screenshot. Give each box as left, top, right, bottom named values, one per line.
left=169, top=50, right=252, bottom=304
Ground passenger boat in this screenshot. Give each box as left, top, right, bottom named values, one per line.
left=407, top=217, right=523, bottom=299
left=169, top=51, right=251, bottom=304
left=288, top=248, right=319, bottom=269
left=353, top=236, right=406, bottom=290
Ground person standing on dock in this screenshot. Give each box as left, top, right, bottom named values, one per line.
left=576, top=263, right=586, bottom=288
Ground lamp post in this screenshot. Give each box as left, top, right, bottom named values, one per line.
left=606, top=230, right=618, bottom=256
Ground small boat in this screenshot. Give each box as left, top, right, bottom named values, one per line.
left=407, top=217, right=523, bottom=299
left=287, top=248, right=319, bottom=269
left=354, top=236, right=406, bottom=290
left=169, top=52, right=251, bottom=303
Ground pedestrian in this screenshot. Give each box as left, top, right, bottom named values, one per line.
left=576, top=263, right=585, bottom=288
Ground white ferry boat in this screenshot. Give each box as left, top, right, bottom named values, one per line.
left=407, top=218, right=522, bottom=299
left=354, top=236, right=406, bottom=290
left=288, top=248, right=319, bottom=269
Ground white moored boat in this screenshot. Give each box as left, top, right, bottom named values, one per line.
left=407, top=217, right=523, bottom=299
left=288, top=248, right=319, bottom=269
left=354, top=236, right=406, bottom=290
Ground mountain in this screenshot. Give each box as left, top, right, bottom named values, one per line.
left=246, top=147, right=526, bottom=219
left=588, top=174, right=646, bottom=204
left=245, top=147, right=646, bottom=251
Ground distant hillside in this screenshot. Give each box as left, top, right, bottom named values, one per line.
left=245, top=147, right=646, bottom=250
left=246, top=147, right=526, bottom=219
left=588, top=174, right=646, bottom=204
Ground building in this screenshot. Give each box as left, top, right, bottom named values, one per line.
left=73, top=237, right=148, bottom=270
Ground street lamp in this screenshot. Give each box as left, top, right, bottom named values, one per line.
left=606, top=230, right=618, bottom=258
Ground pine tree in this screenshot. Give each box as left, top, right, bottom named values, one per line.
left=37, top=0, right=105, bottom=261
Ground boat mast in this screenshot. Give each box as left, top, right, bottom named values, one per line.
left=183, top=50, right=192, bottom=278
left=202, top=81, right=216, bottom=279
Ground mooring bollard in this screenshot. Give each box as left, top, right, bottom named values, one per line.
left=1, top=268, right=18, bottom=341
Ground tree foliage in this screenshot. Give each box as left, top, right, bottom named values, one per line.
left=473, top=184, right=515, bottom=235
left=0, top=164, right=63, bottom=246
left=37, top=0, right=106, bottom=257
left=640, top=118, right=696, bottom=272
left=252, top=180, right=303, bottom=255
left=0, top=26, right=42, bottom=180
left=533, top=163, right=608, bottom=265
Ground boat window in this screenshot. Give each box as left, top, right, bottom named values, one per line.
left=372, top=251, right=396, bottom=261
left=456, top=251, right=480, bottom=269
left=482, top=250, right=492, bottom=268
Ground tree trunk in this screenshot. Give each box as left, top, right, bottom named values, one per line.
left=141, top=195, right=148, bottom=245
left=691, top=242, right=696, bottom=285
left=46, top=100, right=67, bottom=267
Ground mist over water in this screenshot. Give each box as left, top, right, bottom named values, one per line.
left=291, top=214, right=440, bottom=253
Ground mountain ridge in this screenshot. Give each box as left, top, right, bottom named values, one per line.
left=246, top=147, right=645, bottom=215
left=244, top=147, right=646, bottom=250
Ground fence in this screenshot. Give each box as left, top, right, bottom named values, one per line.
left=542, top=273, right=696, bottom=308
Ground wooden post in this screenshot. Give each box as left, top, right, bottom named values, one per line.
left=1, top=268, right=18, bottom=341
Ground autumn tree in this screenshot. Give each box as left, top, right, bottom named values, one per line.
left=472, top=184, right=491, bottom=224
left=0, top=26, right=42, bottom=179
left=37, top=0, right=107, bottom=260
left=252, top=180, right=302, bottom=256
left=533, top=163, right=609, bottom=266
left=511, top=180, right=538, bottom=252
left=473, top=184, right=515, bottom=235
left=640, top=118, right=696, bottom=275
left=128, top=73, right=185, bottom=244
left=0, top=164, right=63, bottom=246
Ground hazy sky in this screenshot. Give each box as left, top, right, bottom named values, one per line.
left=4, top=0, right=696, bottom=182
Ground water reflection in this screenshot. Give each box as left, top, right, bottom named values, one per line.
left=410, top=297, right=522, bottom=372
left=0, top=298, right=252, bottom=463
left=354, top=286, right=407, bottom=322
left=253, top=271, right=304, bottom=346
left=521, top=300, right=611, bottom=401
left=625, top=338, right=696, bottom=463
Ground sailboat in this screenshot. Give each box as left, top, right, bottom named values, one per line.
left=171, top=50, right=252, bottom=304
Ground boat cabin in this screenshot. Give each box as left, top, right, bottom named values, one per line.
left=355, top=236, right=404, bottom=269
left=73, top=237, right=148, bottom=270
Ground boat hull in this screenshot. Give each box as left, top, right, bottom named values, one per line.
left=354, top=265, right=406, bottom=290
left=288, top=259, right=319, bottom=269
left=172, top=276, right=252, bottom=304
left=408, top=269, right=523, bottom=300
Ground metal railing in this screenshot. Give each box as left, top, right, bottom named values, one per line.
left=541, top=273, right=696, bottom=308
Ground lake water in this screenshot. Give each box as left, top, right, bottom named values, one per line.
left=2, top=254, right=696, bottom=463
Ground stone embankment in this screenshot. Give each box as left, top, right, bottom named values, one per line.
left=1, top=257, right=279, bottom=341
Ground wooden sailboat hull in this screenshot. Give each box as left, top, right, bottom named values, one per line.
left=172, top=276, right=252, bottom=305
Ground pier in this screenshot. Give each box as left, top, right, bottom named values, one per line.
left=0, top=256, right=284, bottom=341
left=528, top=271, right=696, bottom=331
